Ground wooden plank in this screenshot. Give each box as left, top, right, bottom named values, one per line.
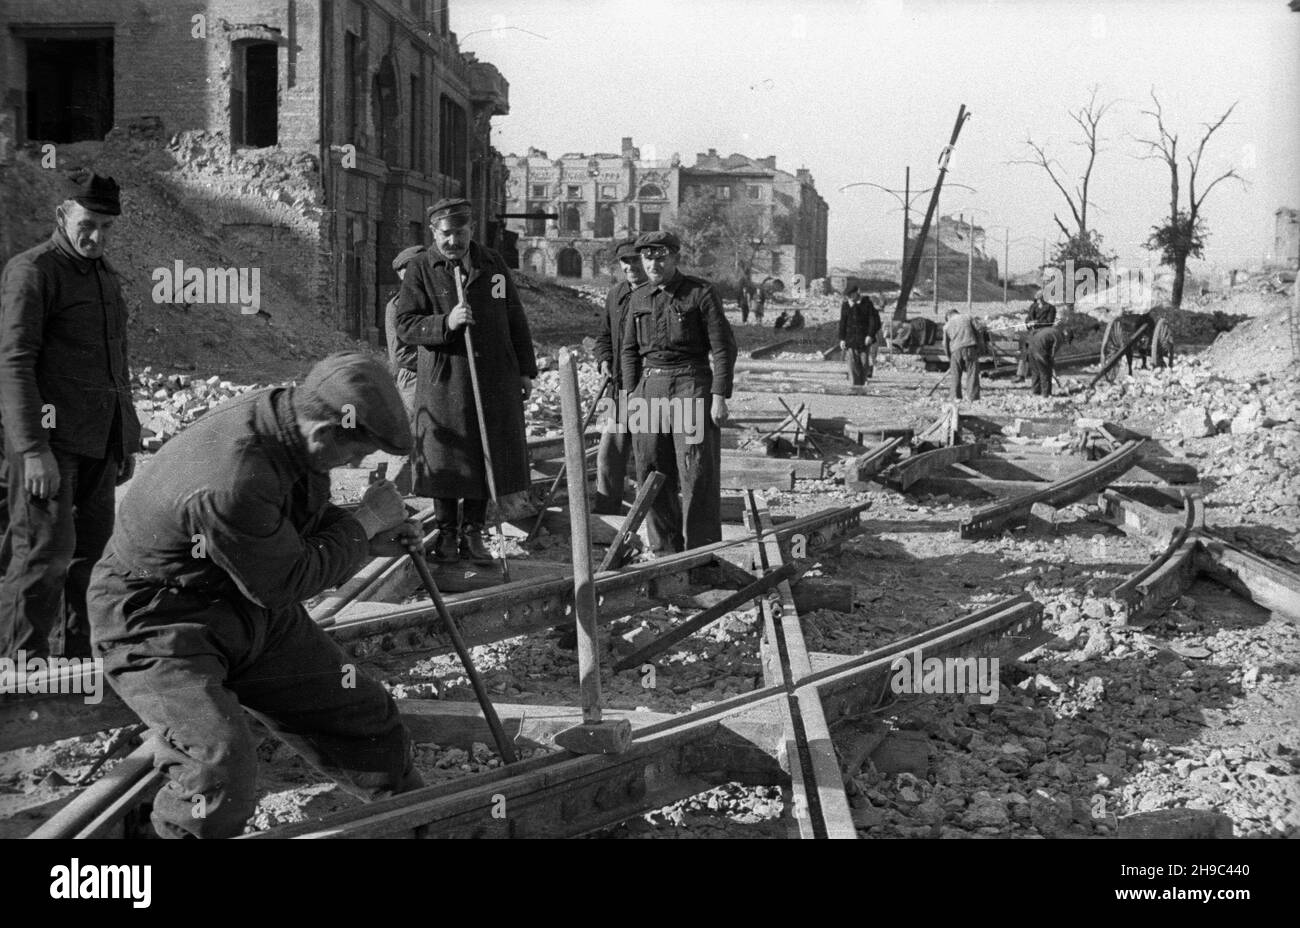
left=845, top=435, right=907, bottom=490
left=1197, top=536, right=1300, bottom=622
left=723, top=463, right=794, bottom=490
left=749, top=338, right=799, bottom=359
left=597, top=472, right=665, bottom=572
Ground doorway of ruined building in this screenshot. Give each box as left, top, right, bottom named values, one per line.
left=231, top=39, right=278, bottom=148
left=23, top=32, right=114, bottom=143
left=557, top=247, right=582, bottom=278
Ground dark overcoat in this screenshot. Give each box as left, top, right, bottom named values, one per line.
left=394, top=242, right=537, bottom=499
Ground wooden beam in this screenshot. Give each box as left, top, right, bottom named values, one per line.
left=597, top=472, right=665, bottom=572
left=722, top=452, right=827, bottom=480
left=1197, top=535, right=1300, bottom=622
left=749, top=338, right=799, bottom=359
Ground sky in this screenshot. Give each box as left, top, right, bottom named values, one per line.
left=451, top=0, right=1300, bottom=275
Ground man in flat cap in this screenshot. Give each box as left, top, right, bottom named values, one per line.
left=592, top=237, right=647, bottom=514
left=620, top=231, right=737, bottom=556
left=88, top=353, right=424, bottom=838
left=0, top=171, right=140, bottom=660
left=395, top=197, right=537, bottom=563
left=385, top=244, right=425, bottom=418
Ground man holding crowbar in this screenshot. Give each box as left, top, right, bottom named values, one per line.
left=396, top=197, right=537, bottom=582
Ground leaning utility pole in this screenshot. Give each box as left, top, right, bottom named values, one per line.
left=895, top=104, right=971, bottom=323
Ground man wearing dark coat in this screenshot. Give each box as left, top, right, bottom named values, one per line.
left=1027, top=325, right=1068, bottom=397
left=87, top=353, right=424, bottom=838
left=395, top=198, right=538, bottom=563
left=838, top=284, right=883, bottom=384
left=592, top=238, right=646, bottom=514
left=0, top=172, right=141, bottom=659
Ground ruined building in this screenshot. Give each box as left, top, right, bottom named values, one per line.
left=503, top=141, right=829, bottom=289
left=0, top=0, right=509, bottom=345
left=1273, top=207, right=1299, bottom=269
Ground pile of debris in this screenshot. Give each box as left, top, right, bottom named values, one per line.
left=133, top=367, right=258, bottom=451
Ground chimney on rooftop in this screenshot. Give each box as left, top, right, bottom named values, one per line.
left=622, top=136, right=634, bottom=156
left=758, top=156, right=776, bottom=169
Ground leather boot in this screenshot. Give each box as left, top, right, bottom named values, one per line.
left=459, top=524, right=495, bottom=565
left=428, top=526, right=459, bottom=562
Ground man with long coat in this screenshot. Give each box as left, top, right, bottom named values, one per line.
left=395, top=198, right=537, bottom=563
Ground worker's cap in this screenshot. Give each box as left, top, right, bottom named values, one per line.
left=302, top=352, right=413, bottom=455
left=634, top=230, right=680, bottom=254
left=392, top=245, right=425, bottom=272
left=426, top=197, right=474, bottom=227
left=66, top=170, right=121, bottom=216
left=845, top=283, right=860, bottom=295
left=614, top=238, right=641, bottom=262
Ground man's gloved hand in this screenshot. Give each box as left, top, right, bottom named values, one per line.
left=367, top=519, right=423, bottom=557
left=353, top=480, right=407, bottom=538
left=24, top=450, right=61, bottom=500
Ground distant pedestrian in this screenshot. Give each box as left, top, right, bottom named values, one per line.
left=753, top=283, right=766, bottom=325
left=1027, top=325, right=1067, bottom=397
left=942, top=308, right=983, bottom=401
left=838, top=284, right=882, bottom=385
left=385, top=245, right=425, bottom=418
left=737, top=281, right=750, bottom=324
left=786, top=308, right=805, bottom=331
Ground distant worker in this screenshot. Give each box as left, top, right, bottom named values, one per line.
left=787, top=308, right=806, bottom=331
left=773, top=309, right=789, bottom=330
left=1019, top=289, right=1057, bottom=381
left=592, top=238, right=646, bottom=514
left=753, top=282, right=766, bottom=325
left=942, top=308, right=983, bottom=401
left=395, top=197, right=538, bottom=564
left=838, top=284, right=882, bottom=384
left=620, top=231, right=737, bottom=557
left=0, top=172, right=141, bottom=660
left=1027, top=324, right=1069, bottom=397
left=737, top=280, right=751, bottom=324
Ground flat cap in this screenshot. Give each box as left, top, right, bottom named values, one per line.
left=67, top=170, right=121, bottom=216
left=426, top=197, right=473, bottom=225
left=392, top=245, right=425, bottom=272
left=302, top=352, right=412, bottom=455
left=635, top=230, right=680, bottom=253
left=614, top=238, right=640, bottom=261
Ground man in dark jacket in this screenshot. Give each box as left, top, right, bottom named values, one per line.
left=395, top=197, right=538, bottom=563
left=942, top=308, right=984, bottom=401
left=0, top=172, right=141, bottom=659
left=620, top=231, right=737, bottom=556
left=592, top=238, right=646, bottom=514
left=87, top=353, right=423, bottom=838
left=1027, top=325, right=1068, bottom=397
left=384, top=245, right=425, bottom=417
left=838, top=285, right=883, bottom=384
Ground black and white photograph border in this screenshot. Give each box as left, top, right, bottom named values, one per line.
left=0, top=0, right=1297, bottom=854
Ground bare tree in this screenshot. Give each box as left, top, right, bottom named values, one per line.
left=1134, top=90, right=1244, bottom=307
left=1011, top=86, right=1116, bottom=241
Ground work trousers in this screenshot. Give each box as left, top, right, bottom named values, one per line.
left=1029, top=355, right=1054, bottom=397
left=631, top=369, right=722, bottom=556
left=845, top=347, right=871, bottom=385
left=391, top=369, right=418, bottom=493
left=89, top=568, right=420, bottom=839
left=0, top=445, right=117, bottom=658
left=434, top=496, right=487, bottom=528
left=595, top=425, right=634, bottom=515
left=949, top=346, right=982, bottom=401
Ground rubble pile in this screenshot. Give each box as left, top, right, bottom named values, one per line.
left=132, top=367, right=259, bottom=451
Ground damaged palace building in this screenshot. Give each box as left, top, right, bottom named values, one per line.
left=0, top=0, right=509, bottom=345
left=504, top=141, right=829, bottom=290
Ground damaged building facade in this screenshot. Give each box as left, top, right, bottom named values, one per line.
left=503, top=141, right=828, bottom=289
left=0, top=0, right=509, bottom=345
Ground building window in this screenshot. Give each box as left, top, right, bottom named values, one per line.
left=718, top=186, right=732, bottom=200
left=531, top=184, right=548, bottom=198
left=231, top=40, right=278, bottom=148
left=409, top=221, right=424, bottom=249
left=557, top=247, right=582, bottom=278
left=628, top=206, right=637, bottom=232
left=439, top=94, right=468, bottom=190
left=23, top=34, right=115, bottom=143
left=409, top=73, right=422, bottom=171
left=641, top=210, right=661, bottom=233
left=567, top=185, right=582, bottom=199
left=562, top=205, right=582, bottom=233
left=595, top=204, right=615, bottom=238
left=771, top=252, right=781, bottom=274
left=638, top=184, right=665, bottom=200
left=344, top=32, right=362, bottom=149
left=748, top=185, right=761, bottom=200
left=525, top=202, right=547, bottom=237
left=599, top=184, right=617, bottom=200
